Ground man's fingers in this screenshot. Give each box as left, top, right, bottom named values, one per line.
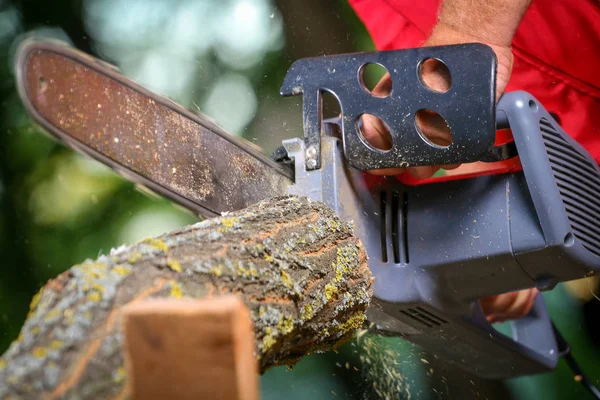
left=501, top=289, right=536, bottom=322
left=408, top=166, right=439, bottom=180
left=361, top=71, right=456, bottom=178
left=361, top=108, right=403, bottom=176
left=480, top=288, right=539, bottom=324
left=405, top=163, right=460, bottom=179
left=442, top=163, right=461, bottom=170
left=419, top=58, right=452, bottom=93
left=360, top=112, right=392, bottom=151
left=371, top=72, right=392, bottom=96
left=368, top=167, right=407, bottom=176
left=481, top=291, right=518, bottom=315
left=415, top=109, right=452, bottom=146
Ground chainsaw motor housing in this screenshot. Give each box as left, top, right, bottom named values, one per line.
left=280, top=44, right=600, bottom=379
left=283, top=91, right=600, bottom=379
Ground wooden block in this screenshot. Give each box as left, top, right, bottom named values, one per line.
left=121, top=296, right=259, bottom=400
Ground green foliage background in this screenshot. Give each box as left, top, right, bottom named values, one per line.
left=0, top=0, right=597, bottom=398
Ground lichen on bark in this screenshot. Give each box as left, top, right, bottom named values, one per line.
left=0, top=196, right=373, bottom=400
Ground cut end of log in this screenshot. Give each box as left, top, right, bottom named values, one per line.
left=122, top=296, right=259, bottom=400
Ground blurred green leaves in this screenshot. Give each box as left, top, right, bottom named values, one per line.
left=27, top=154, right=122, bottom=227
left=0, top=0, right=597, bottom=399
left=83, top=0, right=285, bottom=135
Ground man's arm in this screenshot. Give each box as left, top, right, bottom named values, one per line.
left=435, top=0, right=533, bottom=47
left=362, top=0, right=533, bottom=178
left=427, top=0, right=533, bottom=99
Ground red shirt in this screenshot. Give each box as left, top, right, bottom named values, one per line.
left=348, top=0, right=600, bottom=162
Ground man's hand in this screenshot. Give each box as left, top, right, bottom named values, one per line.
left=480, top=288, right=539, bottom=323
left=361, top=0, right=531, bottom=179
left=361, top=26, right=515, bottom=179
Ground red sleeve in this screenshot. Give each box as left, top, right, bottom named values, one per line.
left=508, top=0, right=600, bottom=160
left=348, top=0, right=600, bottom=162
left=347, top=0, right=437, bottom=50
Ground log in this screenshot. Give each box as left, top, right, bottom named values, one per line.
left=0, top=196, right=373, bottom=399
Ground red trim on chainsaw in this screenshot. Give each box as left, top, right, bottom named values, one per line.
left=363, top=129, right=522, bottom=187
left=396, top=158, right=522, bottom=186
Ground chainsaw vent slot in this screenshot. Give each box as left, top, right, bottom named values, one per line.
left=540, top=118, right=600, bottom=257
left=379, top=190, right=409, bottom=264
left=400, top=307, right=448, bottom=328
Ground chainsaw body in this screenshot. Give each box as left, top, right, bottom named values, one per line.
left=281, top=92, right=600, bottom=379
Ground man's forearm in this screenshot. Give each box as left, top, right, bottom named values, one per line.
left=434, top=0, right=533, bottom=47
left=419, top=0, right=533, bottom=99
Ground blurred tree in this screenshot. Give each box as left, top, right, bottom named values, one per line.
left=0, top=0, right=598, bottom=399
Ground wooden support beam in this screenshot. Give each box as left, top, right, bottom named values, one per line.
left=122, top=296, right=258, bottom=400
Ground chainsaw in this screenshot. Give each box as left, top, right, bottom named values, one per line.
left=14, top=38, right=600, bottom=390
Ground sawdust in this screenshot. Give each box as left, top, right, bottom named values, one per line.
left=354, top=332, right=412, bottom=400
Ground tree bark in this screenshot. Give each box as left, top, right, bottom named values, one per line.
left=0, top=196, right=373, bottom=400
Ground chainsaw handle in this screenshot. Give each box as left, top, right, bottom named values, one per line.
left=295, top=91, right=598, bottom=379
left=502, top=295, right=558, bottom=366
left=466, top=293, right=558, bottom=377
left=370, top=290, right=558, bottom=379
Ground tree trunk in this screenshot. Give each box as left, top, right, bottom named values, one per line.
left=0, top=196, right=373, bottom=400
